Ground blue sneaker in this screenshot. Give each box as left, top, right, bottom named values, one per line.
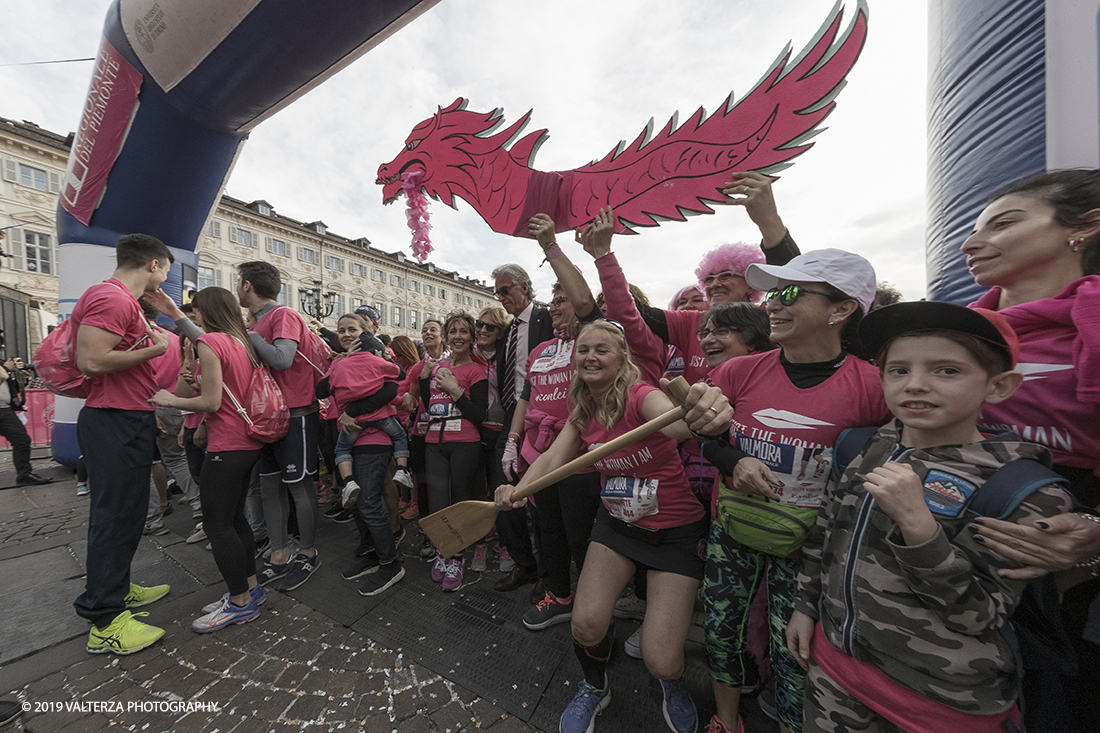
left=201, top=584, right=266, bottom=614
left=659, top=678, right=698, bottom=733
left=191, top=595, right=260, bottom=633
left=560, top=679, right=610, bottom=733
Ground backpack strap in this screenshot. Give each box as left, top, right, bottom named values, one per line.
left=831, top=426, right=879, bottom=481
left=966, top=459, right=1070, bottom=520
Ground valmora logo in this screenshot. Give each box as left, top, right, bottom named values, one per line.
left=751, top=408, right=834, bottom=431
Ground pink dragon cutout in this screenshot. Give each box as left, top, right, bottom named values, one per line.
left=378, top=2, right=868, bottom=258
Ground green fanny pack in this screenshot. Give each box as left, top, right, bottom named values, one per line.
left=715, top=478, right=819, bottom=557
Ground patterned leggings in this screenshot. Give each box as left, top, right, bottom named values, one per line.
left=703, top=519, right=805, bottom=732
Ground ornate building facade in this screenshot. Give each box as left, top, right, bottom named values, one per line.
left=0, top=115, right=494, bottom=348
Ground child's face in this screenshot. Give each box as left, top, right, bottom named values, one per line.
left=880, top=335, right=1015, bottom=449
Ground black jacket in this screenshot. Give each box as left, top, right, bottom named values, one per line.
left=494, top=304, right=554, bottom=403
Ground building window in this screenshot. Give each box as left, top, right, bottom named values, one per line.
left=439, top=288, right=446, bottom=301
left=410, top=310, right=420, bottom=330
left=333, top=294, right=345, bottom=315
left=20, top=230, right=53, bottom=274
left=464, top=295, right=472, bottom=305
left=392, top=306, right=403, bottom=327
left=350, top=262, right=366, bottom=277
left=351, top=297, right=364, bottom=311
left=267, top=237, right=288, bottom=256
left=205, top=220, right=221, bottom=238
left=299, top=246, right=318, bottom=264
left=371, top=268, right=386, bottom=282
left=325, top=255, right=344, bottom=271
left=314, top=223, right=326, bottom=234
left=476, top=299, right=484, bottom=309
left=198, top=266, right=222, bottom=290
left=424, top=284, right=435, bottom=297
left=373, top=301, right=387, bottom=326
left=229, top=227, right=254, bottom=247
left=257, top=203, right=271, bottom=216
left=454, top=292, right=462, bottom=303
left=391, top=274, right=404, bottom=288
left=277, top=285, right=288, bottom=306
left=410, top=280, right=420, bottom=293
left=21, top=163, right=56, bottom=192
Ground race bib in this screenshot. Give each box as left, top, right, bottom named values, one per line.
left=601, top=476, right=659, bottom=524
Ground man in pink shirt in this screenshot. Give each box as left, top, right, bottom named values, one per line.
left=73, top=234, right=175, bottom=656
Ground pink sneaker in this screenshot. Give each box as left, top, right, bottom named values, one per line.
left=471, top=543, right=488, bottom=572
left=498, top=546, right=515, bottom=572
left=442, top=558, right=465, bottom=592
left=431, top=553, right=446, bottom=582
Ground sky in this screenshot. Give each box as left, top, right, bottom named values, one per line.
left=1, top=0, right=930, bottom=307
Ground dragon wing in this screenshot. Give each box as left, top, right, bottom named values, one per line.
left=563, top=0, right=869, bottom=233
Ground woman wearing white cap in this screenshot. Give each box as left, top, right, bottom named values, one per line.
left=693, top=249, right=891, bottom=733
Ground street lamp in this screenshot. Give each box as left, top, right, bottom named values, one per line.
left=299, top=280, right=337, bottom=319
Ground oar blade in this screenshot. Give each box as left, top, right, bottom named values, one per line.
left=418, top=500, right=499, bottom=557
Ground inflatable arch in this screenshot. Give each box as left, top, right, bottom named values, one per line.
left=52, top=0, right=439, bottom=466
left=927, top=0, right=1100, bottom=303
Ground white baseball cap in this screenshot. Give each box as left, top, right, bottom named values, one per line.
left=745, top=248, right=877, bottom=315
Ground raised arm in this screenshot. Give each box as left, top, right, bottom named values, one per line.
left=529, top=213, right=596, bottom=320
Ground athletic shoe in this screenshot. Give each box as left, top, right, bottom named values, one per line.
left=159, top=502, right=174, bottom=517
left=143, top=519, right=170, bottom=536
left=613, top=588, right=647, bottom=621
left=191, top=504, right=203, bottom=520
left=431, top=553, right=446, bottom=582
left=441, top=558, right=465, bottom=592
left=624, top=628, right=643, bottom=659
left=280, top=552, right=321, bottom=591
left=191, top=595, right=260, bottom=633
left=0, top=700, right=22, bottom=726
left=355, top=535, right=377, bottom=557
left=559, top=679, right=611, bottom=733
left=343, top=555, right=380, bottom=581
left=419, top=537, right=436, bottom=558
left=523, top=591, right=573, bottom=631
left=258, top=558, right=291, bottom=586
left=167, top=480, right=183, bottom=496
left=393, top=525, right=407, bottom=546
left=316, top=483, right=338, bottom=507
left=393, top=468, right=414, bottom=489
left=124, top=582, right=170, bottom=609
left=358, top=561, right=405, bottom=596
left=756, top=689, right=778, bottom=722
left=186, top=523, right=207, bottom=544
left=86, top=611, right=164, bottom=655
left=201, top=584, right=266, bottom=614
left=254, top=536, right=271, bottom=558
left=76, top=483, right=90, bottom=497
left=341, top=479, right=361, bottom=509
left=323, top=504, right=345, bottom=520
left=498, top=546, right=515, bottom=572
left=659, top=678, right=698, bottom=733
left=704, top=714, right=743, bottom=733
left=332, top=509, right=356, bottom=524
left=401, top=501, right=419, bottom=520
left=470, top=543, right=488, bottom=572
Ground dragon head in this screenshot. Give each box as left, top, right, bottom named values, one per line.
left=377, top=98, right=530, bottom=206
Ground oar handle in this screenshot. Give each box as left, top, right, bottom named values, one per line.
left=510, top=376, right=691, bottom=502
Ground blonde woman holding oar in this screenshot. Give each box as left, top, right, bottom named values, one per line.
left=496, top=317, right=733, bottom=733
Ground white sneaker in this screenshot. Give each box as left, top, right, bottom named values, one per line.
left=186, top=523, right=207, bottom=544
left=613, top=589, right=647, bottom=621
left=341, top=480, right=361, bottom=509
left=624, top=628, right=643, bottom=659
left=392, top=468, right=414, bottom=489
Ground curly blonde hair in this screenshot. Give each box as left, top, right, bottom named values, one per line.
left=568, top=321, right=640, bottom=431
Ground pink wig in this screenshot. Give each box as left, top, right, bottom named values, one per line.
left=668, top=285, right=703, bottom=310
left=694, top=242, right=766, bottom=301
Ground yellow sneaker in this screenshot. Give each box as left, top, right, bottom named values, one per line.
left=123, top=582, right=170, bottom=608
left=87, top=611, right=165, bottom=655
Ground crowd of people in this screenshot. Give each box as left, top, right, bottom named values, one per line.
left=56, top=168, right=1100, bottom=733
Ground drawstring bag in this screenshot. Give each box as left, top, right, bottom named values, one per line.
left=223, top=363, right=289, bottom=442
left=33, top=318, right=91, bottom=398
left=716, top=477, right=819, bottom=557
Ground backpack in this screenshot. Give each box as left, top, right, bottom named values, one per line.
left=832, top=427, right=1078, bottom=730
left=222, top=363, right=289, bottom=442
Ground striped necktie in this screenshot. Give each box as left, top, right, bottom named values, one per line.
left=501, top=319, right=519, bottom=409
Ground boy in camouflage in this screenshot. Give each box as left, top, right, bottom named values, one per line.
left=786, top=302, right=1076, bottom=733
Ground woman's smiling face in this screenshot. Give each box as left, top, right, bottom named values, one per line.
left=337, top=316, right=364, bottom=351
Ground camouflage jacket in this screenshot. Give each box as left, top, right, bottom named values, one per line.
left=794, top=421, right=1076, bottom=714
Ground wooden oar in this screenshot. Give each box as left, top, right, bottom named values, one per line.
left=419, top=377, right=692, bottom=557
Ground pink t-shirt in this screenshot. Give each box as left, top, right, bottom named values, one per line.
left=521, top=337, right=576, bottom=466
left=328, top=352, right=401, bottom=424
left=425, top=359, right=488, bottom=444
left=251, top=306, right=317, bottom=408
left=664, top=308, right=711, bottom=386
left=151, top=330, right=182, bottom=392
left=70, top=279, right=157, bottom=411
left=196, top=332, right=263, bottom=453
left=581, top=383, right=703, bottom=530
left=709, top=350, right=891, bottom=509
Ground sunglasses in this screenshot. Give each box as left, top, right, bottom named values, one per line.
left=474, top=320, right=499, bottom=332
left=494, top=284, right=514, bottom=299
left=702, top=270, right=744, bottom=287
left=695, top=327, right=740, bottom=342
left=763, top=284, right=833, bottom=307
left=549, top=296, right=569, bottom=307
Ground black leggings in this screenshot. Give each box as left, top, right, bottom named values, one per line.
left=201, top=449, right=262, bottom=596
left=424, top=440, right=483, bottom=519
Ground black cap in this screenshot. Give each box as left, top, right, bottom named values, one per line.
left=858, top=302, right=1018, bottom=367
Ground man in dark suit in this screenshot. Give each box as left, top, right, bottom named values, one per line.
left=490, top=263, right=553, bottom=592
